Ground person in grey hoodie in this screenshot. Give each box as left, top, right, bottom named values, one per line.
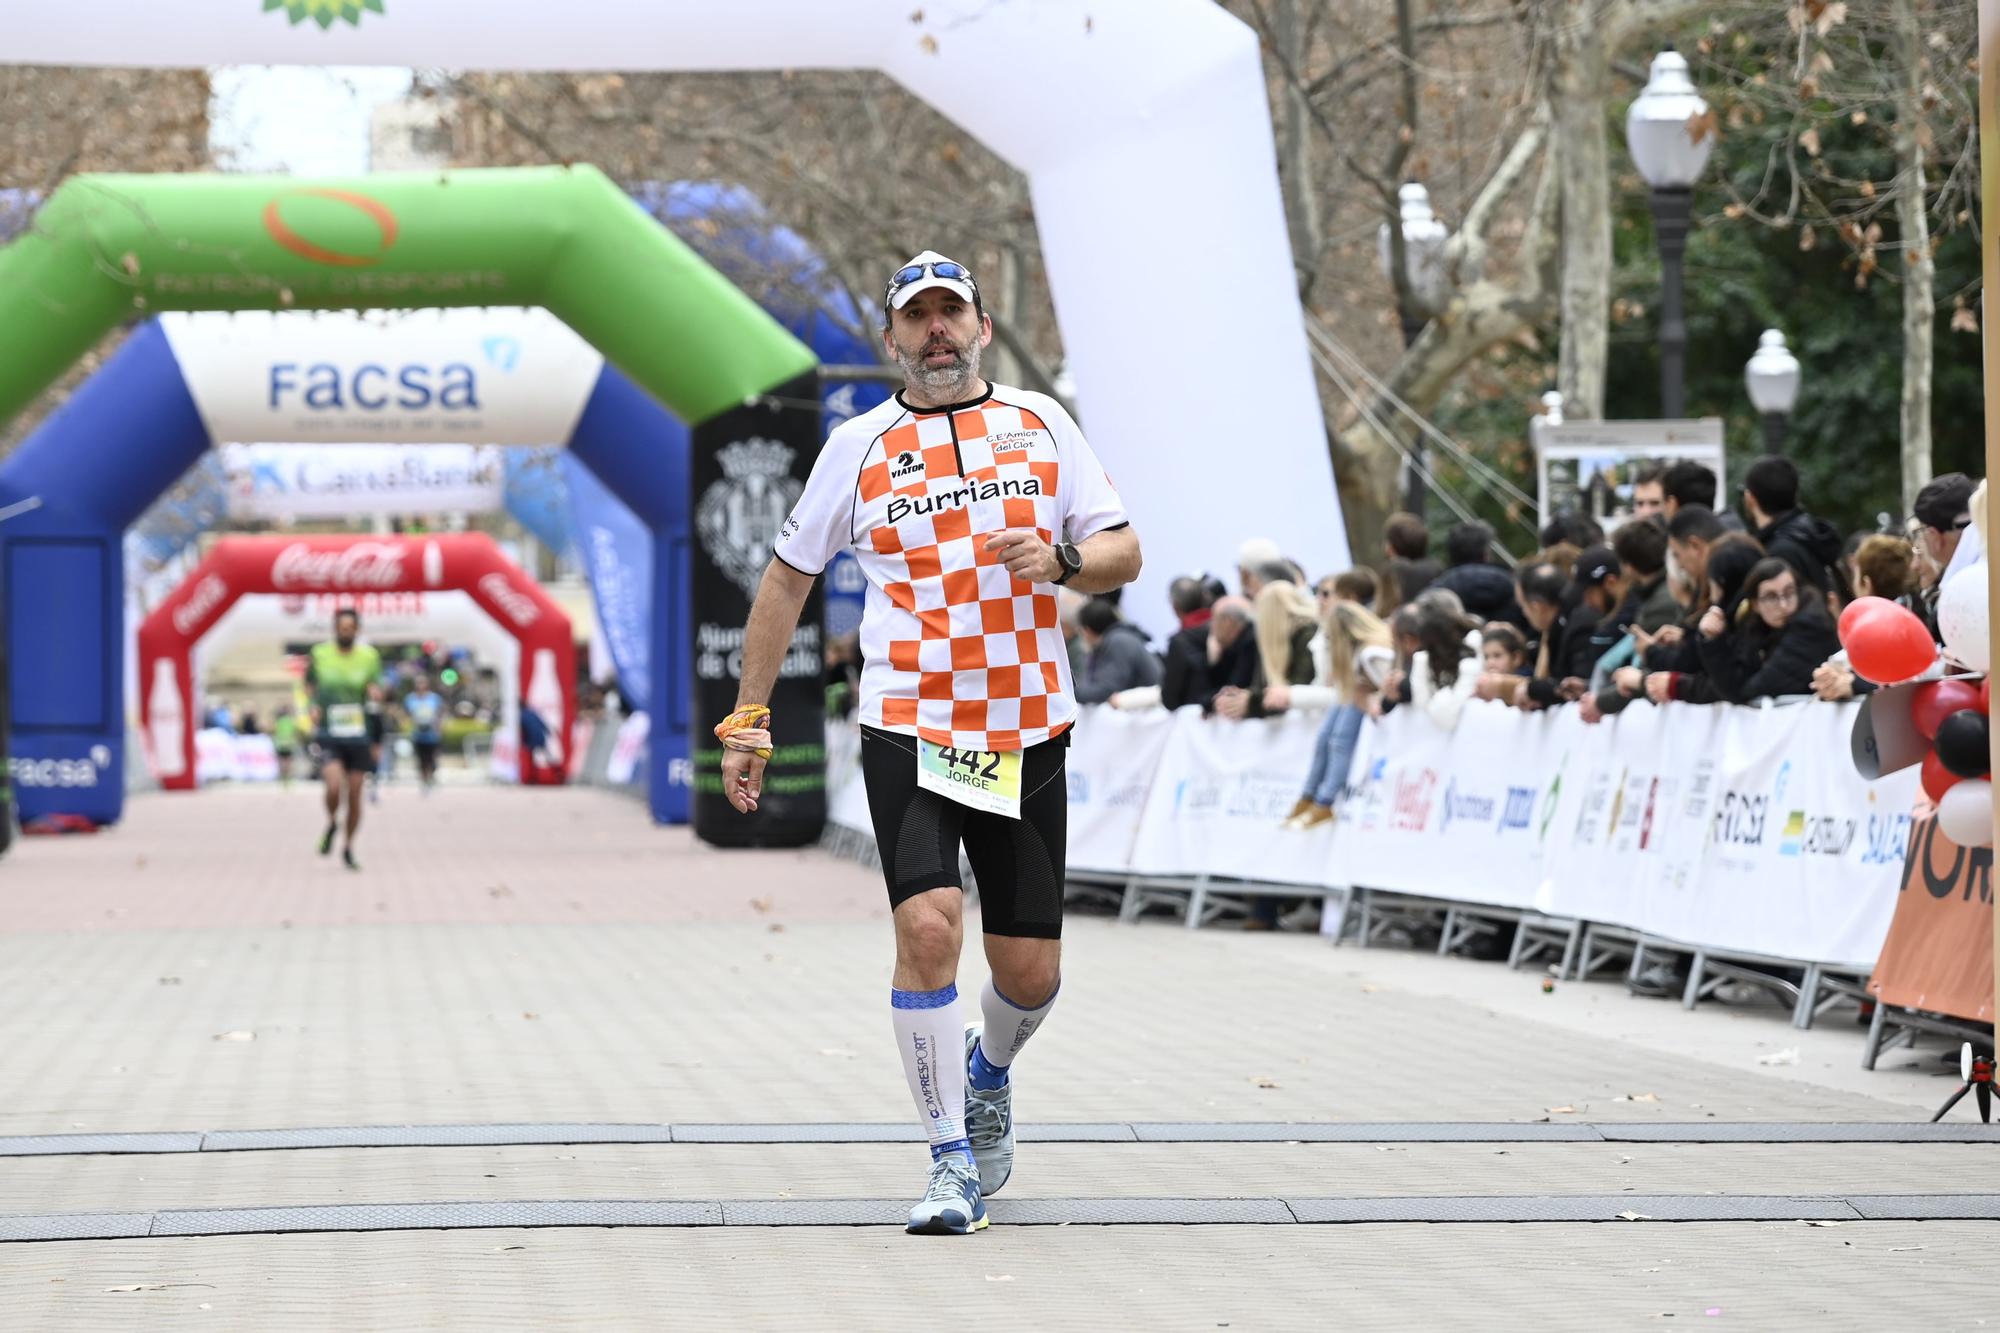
left=1073, top=598, right=1163, bottom=704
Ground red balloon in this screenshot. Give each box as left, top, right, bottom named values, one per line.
left=1922, top=748, right=1965, bottom=804
left=1912, top=680, right=1985, bottom=740
left=1839, top=595, right=1897, bottom=643
left=1844, top=601, right=1939, bottom=685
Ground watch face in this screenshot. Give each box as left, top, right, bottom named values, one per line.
left=1061, top=543, right=1083, bottom=571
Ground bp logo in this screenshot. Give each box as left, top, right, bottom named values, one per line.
left=698, top=439, right=804, bottom=600
left=263, top=0, right=385, bottom=27
left=263, top=189, right=399, bottom=267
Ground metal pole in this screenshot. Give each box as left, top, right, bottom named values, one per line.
left=1399, top=311, right=1427, bottom=515
left=1761, top=410, right=1789, bottom=455
left=1650, top=186, right=1693, bottom=420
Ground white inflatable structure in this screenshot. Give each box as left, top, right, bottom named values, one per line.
left=12, top=0, right=1350, bottom=635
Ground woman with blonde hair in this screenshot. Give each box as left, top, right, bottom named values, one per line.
left=1218, top=578, right=1321, bottom=719
left=1283, top=599, right=1396, bottom=829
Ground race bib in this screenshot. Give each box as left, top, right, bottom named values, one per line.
left=326, top=704, right=366, bottom=739
left=916, top=740, right=1023, bottom=819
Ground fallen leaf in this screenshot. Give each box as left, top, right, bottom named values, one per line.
left=984, top=1275, right=1014, bottom=1282
left=1617, top=1211, right=1653, bottom=1221
left=212, top=1030, right=255, bottom=1043
left=1252, top=1077, right=1281, bottom=1089
left=494, top=1245, right=525, bottom=1251
left=919, top=33, right=939, bottom=54
left=1799, top=127, right=1821, bottom=157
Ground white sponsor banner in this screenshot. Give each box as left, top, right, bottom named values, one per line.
left=162, top=308, right=604, bottom=445
left=1127, top=709, right=1334, bottom=886
left=194, top=730, right=279, bottom=784
left=822, top=697, right=1919, bottom=966
left=220, top=443, right=506, bottom=519
left=826, top=720, right=871, bottom=836
left=606, top=711, right=650, bottom=787
left=1066, top=707, right=1177, bottom=874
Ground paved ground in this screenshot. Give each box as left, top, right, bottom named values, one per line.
left=0, top=784, right=1992, bottom=1329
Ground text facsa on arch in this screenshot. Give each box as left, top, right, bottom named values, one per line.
left=267, top=362, right=481, bottom=413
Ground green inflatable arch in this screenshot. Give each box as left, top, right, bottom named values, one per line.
left=0, top=164, right=815, bottom=426
left=0, top=164, right=831, bottom=849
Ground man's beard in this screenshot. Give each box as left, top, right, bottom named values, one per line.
left=896, top=332, right=981, bottom=398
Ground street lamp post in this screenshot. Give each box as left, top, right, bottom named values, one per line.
left=1377, top=181, right=1452, bottom=512
left=1744, top=328, right=1802, bottom=453
left=1626, top=47, right=1714, bottom=421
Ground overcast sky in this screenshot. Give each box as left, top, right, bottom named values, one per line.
left=209, top=66, right=414, bottom=175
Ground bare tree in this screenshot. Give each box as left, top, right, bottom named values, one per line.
left=1694, top=0, right=1979, bottom=514
left=0, top=67, right=213, bottom=454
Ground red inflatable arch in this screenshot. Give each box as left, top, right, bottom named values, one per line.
left=138, top=533, right=576, bottom=789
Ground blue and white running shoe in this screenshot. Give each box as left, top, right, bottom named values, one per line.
left=906, top=1153, right=987, bottom=1235
left=963, top=1023, right=1016, bottom=1196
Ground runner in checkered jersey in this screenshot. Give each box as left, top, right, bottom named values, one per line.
left=717, top=251, right=1142, bottom=1234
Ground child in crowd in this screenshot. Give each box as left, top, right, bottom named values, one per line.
left=1479, top=624, right=1530, bottom=677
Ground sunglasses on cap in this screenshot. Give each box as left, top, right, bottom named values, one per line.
left=885, top=260, right=977, bottom=303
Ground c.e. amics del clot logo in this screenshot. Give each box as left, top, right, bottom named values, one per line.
left=263, top=0, right=384, bottom=29
left=262, top=189, right=400, bottom=268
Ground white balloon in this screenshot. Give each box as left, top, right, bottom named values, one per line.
left=1937, top=561, right=1989, bottom=673
left=1935, top=777, right=1995, bottom=848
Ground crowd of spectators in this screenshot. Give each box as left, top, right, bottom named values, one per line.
left=1047, top=454, right=1978, bottom=946
left=1063, top=454, right=1979, bottom=806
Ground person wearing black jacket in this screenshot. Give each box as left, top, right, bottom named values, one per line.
left=1159, top=576, right=1217, bottom=710
left=1428, top=520, right=1531, bottom=632
left=1643, top=533, right=1764, bottom=704
left=1741, top=456, right=1842, bottom=592
left=1696, top=557, right=1842, bottom=702
left=1488, top=562, right=1597, bottom=709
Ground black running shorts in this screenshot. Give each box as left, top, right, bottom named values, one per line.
left=413, top=739, right=441, bottom=768
left=319, top=738, right=374, bottom=773
left=859, top=724, right=1069, bottom=939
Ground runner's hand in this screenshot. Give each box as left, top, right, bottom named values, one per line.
left=721, top=746, right=765, bottom=814
left=983, top=529, right=1061, bottom=584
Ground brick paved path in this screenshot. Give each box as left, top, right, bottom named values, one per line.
left=0, top=785, right=1989, bottom=1329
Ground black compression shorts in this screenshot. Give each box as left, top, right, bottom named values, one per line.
left=859, top=724, right=1069, bottom=939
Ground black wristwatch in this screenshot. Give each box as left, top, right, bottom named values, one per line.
left=1052, top=541, right=1084, bottom=585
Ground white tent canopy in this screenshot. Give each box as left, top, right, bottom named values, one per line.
left=11, top=0, right=1349, bottom=636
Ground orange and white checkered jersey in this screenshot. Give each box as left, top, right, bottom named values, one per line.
left=774, top=384, right=1128, bottom=753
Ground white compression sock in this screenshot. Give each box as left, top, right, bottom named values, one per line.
left=970, top=977, right=1059, bottom=1090
left=891, top=983, right=969, bottom=1160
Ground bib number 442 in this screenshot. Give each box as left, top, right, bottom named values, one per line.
left=915, top=739, right=1023, bottom=819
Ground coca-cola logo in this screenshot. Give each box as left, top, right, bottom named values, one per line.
left=271, top=541, right=407, bottom=591
left=478, top=571, right=541, bottom=626
left=173, top=575, right=230, bottom=634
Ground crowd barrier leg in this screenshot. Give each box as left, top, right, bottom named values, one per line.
left=1184, top=873, right=1212, bottom=929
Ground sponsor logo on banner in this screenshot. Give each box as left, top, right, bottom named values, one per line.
left=261, top=0, right=386, bottom=29
left=277, top=591, right=425, bottom=619
left=1861, top=812, right=1913, bottom=866
left=1711, top=789, right=1771, bottom=847
left=1779, top=810, right=1859, bottom=858
left=268, top=362, right=479, bottom=412
left=9, top=745, right=112, bottom=789
left=1391, top=769, right=1438, bottom=832
left=1539, top=771, right=1562, bottom=842
left=271, top=541, right=406, bottom=591
left=262, top=188, right=398, bottom=265
left=1501, top=786, right=1536, bottom=832
left=1354, top=757, right=1390, bottom=832
left=1439, top=779, right=1496, bottom=835
left=698, top=439, right=805, bottom=600
left=173, top=574, right=230, bottom=634
left=477, top=572, right=541, bottom=627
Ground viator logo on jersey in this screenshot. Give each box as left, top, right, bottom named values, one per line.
left=884, top=476, right=1043, bottom=524
left=889, top=451, right=926, bottom=482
